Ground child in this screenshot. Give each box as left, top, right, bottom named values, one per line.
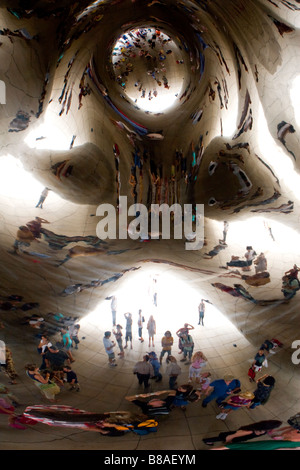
left=188, top=351, right=207, bottom=383
left=159, top=331, right=173, bottom=364
left=69, top=324, right=80, bottom=350
left=113, top=324, right=124, bottom=357
left=166, top=356, right=181, bottom=389
left=63, top=365, right=80, bottom=391
left=196, top=371, right=211, bottom=397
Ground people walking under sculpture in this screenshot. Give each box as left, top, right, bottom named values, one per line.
left=124, top=312, right=133, bottom=349
left=137, top=310, right=145, bottom=343
left=202, top=374, right=241, bottom=408
left=103, top=331, right=117, bottom=367
left=133, top=354, right=154, bottom=389
left=166, top=355, right=181, bottom=389
left=159, top=331, right=173, bottom=364
left=147, top=315, right=156, bottom=348
left=113, top=324, right=124, bottom=357
left=198, top=299, right=205, bottom=326
left=148, top=351, right=162, bottom=382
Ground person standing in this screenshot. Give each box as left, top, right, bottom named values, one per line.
left=35, top=187, right=50, bottom=209
left=124, top=312, right=133, bottom=349
left=179, top=333, right=194, bottom=364
left=63, top=365, right=80, bottom=391
left=112, top=324, right=124, bottom=357
left=106, top=295, right=117, bottom=326
left=103, top=331, right=117, bottom=367
left=198, top=300, right=205, bottom=326
left=137, top=310, right=145, bottom=343
left=220, top=221, right=229, bottom=244
left=148, top=351, right=162, bottom=382
left=166, top=356, right=181, bottom=389
left=159, top=331, right=173, bottom=364
left=60, top=328, right=75, bottom=363
left=133, top=355, right=154, bottom=389
left=147, top=315, right=156, bottom=348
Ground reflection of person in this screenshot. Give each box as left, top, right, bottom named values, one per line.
left=198, top=300, right=205, bottom=325
left=147, top=315, right=156, bottom=348
left=103, top=331, right=117, bottom=367
left=25, top=364, right=60, bottom=401
left=159, top=331, right=173, bottom=363
left=254, top=252, right=267, bottom=273
left=133, top=355, right=154, bottom=389
left=166, top=356, right=181, bottom=389
left=23, top=405, right=155, bottom=436
left=106, top=296, right=117, bottom=326
left=202, top=375, right=241, bottom=408
left=216, top=391, right=254, bottom=420
left=35, top=187, right=50, bottom=209
left=221, top=221, right=229, bottom=244
left=176, top=323, right=194, bottom=354
left=249, top=375, right=275, bottom=409
left=203, top=419, right=282, bottom=446
left=124, top=313, right=133, bottom=349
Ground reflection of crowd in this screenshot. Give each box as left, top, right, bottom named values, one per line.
left=111, top=27, right=182, bottom=104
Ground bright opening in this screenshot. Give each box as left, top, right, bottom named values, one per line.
left=79, top=266, right=246, bottom=346
left=111, top=27, right=187, bottom=113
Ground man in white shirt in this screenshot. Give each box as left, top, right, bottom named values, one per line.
left=103, top=331, right=117, bottom=367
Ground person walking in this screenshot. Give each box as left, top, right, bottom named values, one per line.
left=133, top=355, right=154, bottom=389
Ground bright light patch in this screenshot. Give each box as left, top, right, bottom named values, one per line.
left=79, top=266, right=242, bottom=337
left=0, top=155, right=45, bottom=200
left=290, top=75, right=300, bottom=127
left=258, top=103, right=300, bottom=201
left=112, top=28, right=186, bottom=113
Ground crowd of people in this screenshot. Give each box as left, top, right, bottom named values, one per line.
left=0, top=292, right=298, bottom=448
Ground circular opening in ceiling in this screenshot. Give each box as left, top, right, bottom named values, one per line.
left=111, top=26, right=188, bottom=114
